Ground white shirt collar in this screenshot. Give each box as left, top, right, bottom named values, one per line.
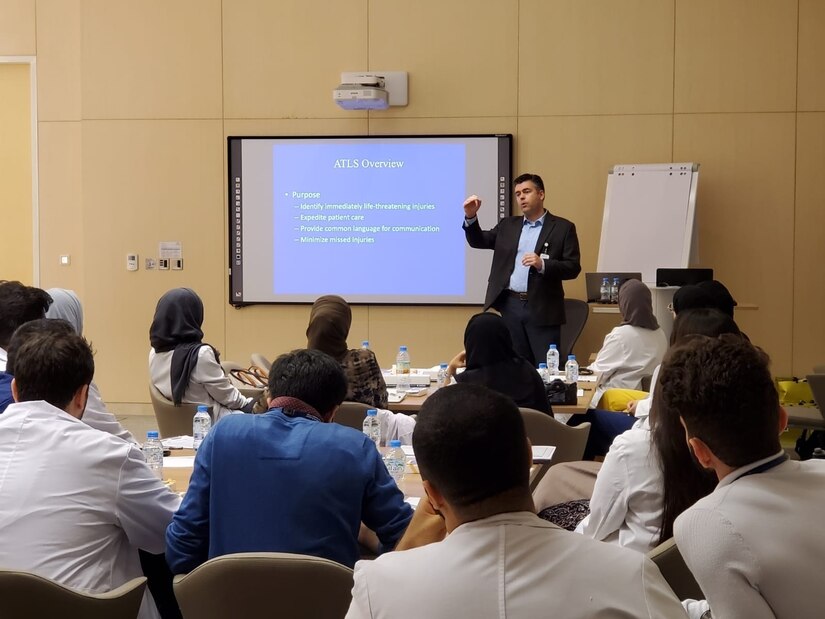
left=0, top=347, right=7, bottom=372
left=717, top=449, right=787, bottom=487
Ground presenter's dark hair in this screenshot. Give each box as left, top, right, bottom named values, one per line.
left=513, top=173, right=545, bottom=192
left=0, top=281, right=53, bottom=347
left=413, top=383, right=530, bottom=508
left=658, top=335, right=780, bottom=470
left=268, top=349, right=348, bottom=415
left=10, top=319, right=94, bottom=409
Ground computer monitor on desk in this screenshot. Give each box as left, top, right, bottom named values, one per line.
left=655, top=268, right=713, bottom=287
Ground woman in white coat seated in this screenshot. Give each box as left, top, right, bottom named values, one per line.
left=149, top=288, right=253, bottom=421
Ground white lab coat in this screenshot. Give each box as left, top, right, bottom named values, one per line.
left=0, top=400, right=181, bottom=619
left=575, top=418, right=664, bottom=553
left=675, top=454, right=825, bottom=619
left=589, top=324, right=668, bottom=405
left=347, top=512, right=687, bottom=619
left=149, top=346, right=252, bottom=420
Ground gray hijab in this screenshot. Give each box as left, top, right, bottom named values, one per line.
left=45, top=288, right=84, bottom=334
left=619, top=279, right=659, bottom=330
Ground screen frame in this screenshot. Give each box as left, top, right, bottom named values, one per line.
left=227, top=133, right=513, bottom=307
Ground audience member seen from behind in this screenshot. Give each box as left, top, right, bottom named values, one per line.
left=346, top=383, right=686, bottom=619
left=446, top=312, right=550, bottom=414
left=588, top=278, right=668, bottom=404
left=664, top=335, right=825, bottom=619
left=0, top=281, right=52, bottom=412
left=165, top=349, right=413, bottom=574
left=306, top=294, right=389, bottom=409
left=0, top=320, right=180, bottom=619
left=44, top=288, right=135, bottom=443
left=149, top=288, right=253, bottom=420
left=572, top=309, right=735, bottom=553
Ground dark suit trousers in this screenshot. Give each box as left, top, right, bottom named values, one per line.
left=498, top=294, right=561, bottom=366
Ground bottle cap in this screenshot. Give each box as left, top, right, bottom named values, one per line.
left=362, top=340, right=369, bottom=347
left=366, top=409, right=377, bottom=416
left=549, top=344, right=557, bottom=350
left=389, top=440, right=402, bottom=448
left=439, top=362, right=448, bottom=369
left=399, top=345, right=407, bottom=351
left=538, top=363, right=547, bottom=369
left=568, top=355, right=576, bottom=360
left=197, top=405, right=208, bottom=413
left=147, top=430, right=159, bottom=439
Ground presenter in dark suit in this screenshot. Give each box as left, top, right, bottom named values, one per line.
left=463, top=173, right=581, bottom=365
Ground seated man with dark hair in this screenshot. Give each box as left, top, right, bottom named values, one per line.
left=0, top=281, right=53, bottom=412
left=166, top=348, right=413, bottom=573
left=346, top=383, right=687, bottom=619
left=0, top=319, right=180, bottom=619
left=663, top=335, right=825, bottom=619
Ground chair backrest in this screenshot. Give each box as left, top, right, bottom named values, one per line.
left=250, top=353, right=272, bottom=372
left=173, top=552, right=353, bottom=619
left=647, top=538, right=704, bottom=601
left=334, top=401, right=371, bottom=432
left=559, top=298, right=589, bottom=360
left=520, top=408, right=590, bottom=489
left=220, top=361, right=244, bottom=373
left=813, top=364, right=825, bottom=375
left=148, top=382, right=203, bottom=438
left=0, top=570, right=146, bottom=619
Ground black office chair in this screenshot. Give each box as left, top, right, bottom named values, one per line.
left=559, top=299, right=589, bottom=361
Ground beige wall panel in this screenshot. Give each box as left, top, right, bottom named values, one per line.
left=369, top=0, right=518, bottom=118
left=80, top=120, right=224, bottom=403
left=0, top=0, right=35, bottom=55
left=673, top=113, right=795, bottom=373
left=0, top=63, right=33, bottom=283
left=224, top=119, right=369, bottom=138
left=368, top=305, right=481, bottom=371
left=798, top=0, right=825, bottom=111
left=81, top=0, right=222, bottom=119
left=222, top=0, right=367, bottom=119
left=36, top=0, right=82, bottom=121
left=793, top=113, right=825, bottom=374
left=368, top=117, right=517, bottom=136
left=37, top=121, right=85, bottom=294
left=674, top=0, right=797, bottom=113
left=519, top=0, right=674, bottom=116
left=517, top=115, right=673, bottom=302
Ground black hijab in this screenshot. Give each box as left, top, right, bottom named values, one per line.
left=456, top=313, right=549, bottom=413
left=149, top=288, right=216, bottom=406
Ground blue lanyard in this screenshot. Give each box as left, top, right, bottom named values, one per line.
left=735, top=453, right=788, bottom=481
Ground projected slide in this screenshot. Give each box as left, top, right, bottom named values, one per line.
left=228, top=135, right=511, bottom=306
left=273, top=143, right=465, bottom=296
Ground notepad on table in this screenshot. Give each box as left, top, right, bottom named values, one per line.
left=531, top=446, right=556, bottom=462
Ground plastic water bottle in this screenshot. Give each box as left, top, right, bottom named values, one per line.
left=361, top=340, right=369, bottom=349
left=565, top=354, right=579, bottom=383
left=537, top=362, right=549, bottom=384
left=600, top=277, right=610, bottom=303
left=610, top=277, right=620, bottom=304
left=436, top=362, right=448, bottom=389
left=546, top=344, right=560, bottom=375
left=396, top=345, right=411, bottom=393
left=193, top=405, right=211, bottom=451
left=362, top=408, right=380, bottom=448
left=144, top=430, right=164, bottom=479
left=383, top=439, right=406, bottom=483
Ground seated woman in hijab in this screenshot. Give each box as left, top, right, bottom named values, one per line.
left=446, top=312, right=550, bottom=414
left=149, top=288, right=253, bottom=420
left=307, top=295, right=388, bottom=409
left=44, top=288, right=136, bottom=443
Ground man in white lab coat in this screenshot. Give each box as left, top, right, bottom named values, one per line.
left=0, top=319, right=180, bottom=619
left=345, top=383, right=687, bottom=619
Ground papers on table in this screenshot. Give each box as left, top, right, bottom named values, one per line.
left=405, top=496, right=421, bottom=509
left=531, top=446, right=556, bottom=462
left=161, top=435, right=194, bottom=449
left=387, top=390, right=406, bottom=403
left=163, top=455, right=196, bottom=468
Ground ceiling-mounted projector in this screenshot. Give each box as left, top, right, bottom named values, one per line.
left=333, top=71, right=408, bottom=111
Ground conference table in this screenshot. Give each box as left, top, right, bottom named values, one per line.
left=388, top=375, right=599, bottom=415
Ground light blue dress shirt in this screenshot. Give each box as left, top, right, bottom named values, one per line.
left=508, top=213, right=546, bottom=292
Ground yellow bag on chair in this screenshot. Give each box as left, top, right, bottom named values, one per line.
left=775, top=377, right=815, bottom=407
left=598, top=388, right=649, bottom=412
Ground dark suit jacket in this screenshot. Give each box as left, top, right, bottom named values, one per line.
left=464, top=211, right=581, bottom=326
